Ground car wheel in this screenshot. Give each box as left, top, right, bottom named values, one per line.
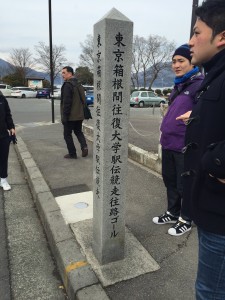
left=139, top=101, right=144, bottom=108
left=21, top=94, right=26, bottom=98
left=160, top=101, right=166, bottom=105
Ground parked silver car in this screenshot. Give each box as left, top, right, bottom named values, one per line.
left=130, top=91, right=166, bottom=107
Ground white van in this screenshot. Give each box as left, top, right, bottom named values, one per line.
left=0, top=84, right=12, bottom=97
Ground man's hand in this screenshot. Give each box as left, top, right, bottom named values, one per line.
left=217, top=178, right=225, bottom=184
left=176, top=111, right=192, bottom=124
left=62, top=120, right=68, bottom=125
left=209, top=173, right=225, bottom=184
left=10, top=128, right=16, bottom=135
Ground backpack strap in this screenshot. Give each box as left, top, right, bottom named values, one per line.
left=77, top=84, right=85, bottom=105
left=169, top=81, right=193, bottom=105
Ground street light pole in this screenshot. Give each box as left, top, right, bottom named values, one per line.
left=190, top=0, right=199, bottom=39
left=48, top=0, right=55, bottom=123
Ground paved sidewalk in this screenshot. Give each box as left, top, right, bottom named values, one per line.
left=13, top=122, right=198, bottom=300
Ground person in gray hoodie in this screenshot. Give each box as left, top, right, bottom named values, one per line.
left=152, top=44, right=204, bottom=236
left=60, top=66, right=88, bottom=159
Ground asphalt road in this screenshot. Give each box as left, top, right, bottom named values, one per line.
left=8, top=97, right=163, bottom=154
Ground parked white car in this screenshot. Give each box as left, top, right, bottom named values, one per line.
left=52, top=88, right=61, bottom=99
left=0, top=84, right=13, bottom=97
left=11, top=87, right=37, bottom=98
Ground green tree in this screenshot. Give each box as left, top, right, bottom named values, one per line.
left=75, top=66, right=93, bottom=85
left=155, top=89, right=163, bottom=96
left=2, top=72, right=24, bottom=87
left=43, top=79, right=51, bottom=88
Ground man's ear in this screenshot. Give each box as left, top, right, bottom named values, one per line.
left=217, top=31, right=225, bottom=47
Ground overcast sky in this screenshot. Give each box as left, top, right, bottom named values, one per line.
left=1, top=0, right=203, bottom=69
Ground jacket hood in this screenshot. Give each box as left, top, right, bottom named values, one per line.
left=66, top=77, right=78, bottom=87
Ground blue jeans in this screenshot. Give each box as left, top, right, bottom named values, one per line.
left=196, top=227, right=225, bottom=300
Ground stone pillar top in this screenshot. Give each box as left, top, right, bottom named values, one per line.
left=96, top=7, right=132, bottom=23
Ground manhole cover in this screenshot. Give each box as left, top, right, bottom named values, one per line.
left=74, top=202, right=89, bottom=209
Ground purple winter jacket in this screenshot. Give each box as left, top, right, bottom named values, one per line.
left=160, top=73, right=204, bottom=152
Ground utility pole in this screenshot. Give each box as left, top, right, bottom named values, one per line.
left=48, top=0, right=55, bottom=123
left=190, top=0, right=199, bottom=39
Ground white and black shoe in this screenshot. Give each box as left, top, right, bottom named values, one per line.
left=168, top=218, right=192, bottom=236
left=152, top=211, right=178, bottom=225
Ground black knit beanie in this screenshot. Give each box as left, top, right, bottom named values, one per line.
left=172, top=44, right=191, bottom=62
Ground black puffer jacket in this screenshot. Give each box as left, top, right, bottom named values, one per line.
left=183, top=49, right=225, bottom=235
left=0, top=94, right=15, bottom=139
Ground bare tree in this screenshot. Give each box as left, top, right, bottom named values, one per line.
left=147, top=35, right=176, bottom=89
left=34, top=42, right=67, bottom=80
left=79, top=33, right=175, bottom=89
left=136, top=36, right=151, bottom=89
left=9, top=48, right=34, bottom=85
left=79, top=34, right=94, bottom=72
left=131, top=35, right=143, bottom=88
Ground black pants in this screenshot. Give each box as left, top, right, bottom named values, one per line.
left=162, top=149, right=191, bottom=222
left=0, top=136, right=10, bottom=178
left=63, top=120, right=87, bottom=155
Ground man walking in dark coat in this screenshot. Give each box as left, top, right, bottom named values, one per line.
left=60, top=66, right=88, bottom=159
left=177, top=1, right=225, bottom=298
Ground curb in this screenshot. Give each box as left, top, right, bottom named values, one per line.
left=15, top=136, right=109, bottom=300
left=83, top=123, right=162, bottom=175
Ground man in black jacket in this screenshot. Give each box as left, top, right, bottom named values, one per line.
left=60, top=66, right=88, bottom=159
left=177, top=1, right=225, bottom=298
left=0, top=92, right=15, bottom=191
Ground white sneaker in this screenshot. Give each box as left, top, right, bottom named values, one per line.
left=0, top=180, right=11, bottom=191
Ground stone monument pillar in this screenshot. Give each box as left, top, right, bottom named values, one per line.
left=93, top=8, right=133, bottom=265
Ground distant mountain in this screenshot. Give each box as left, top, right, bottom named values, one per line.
left=0, top=58, right=61, bottom=84
left=0, top=58, right=14, bottom=77
left=136, top=63, right=174, bottom=89
left=0, top=58, right=174, bottom=88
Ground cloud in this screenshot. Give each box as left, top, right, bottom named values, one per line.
left=1, top=0, right=203, bottom=65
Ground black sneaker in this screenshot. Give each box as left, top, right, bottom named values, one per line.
left=168, top=218, right=192, bottom=236
left=152, top=211, right=178, bottom=224
left=82, top=148, right=88, bottom=157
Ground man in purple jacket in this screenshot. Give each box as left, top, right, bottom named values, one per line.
left=152, top=44, right=204, bottom=236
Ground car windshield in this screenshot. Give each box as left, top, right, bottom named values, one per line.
left=131, top=91, right=139, bottom=97
left=148, top=92, right=156, bottom=97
